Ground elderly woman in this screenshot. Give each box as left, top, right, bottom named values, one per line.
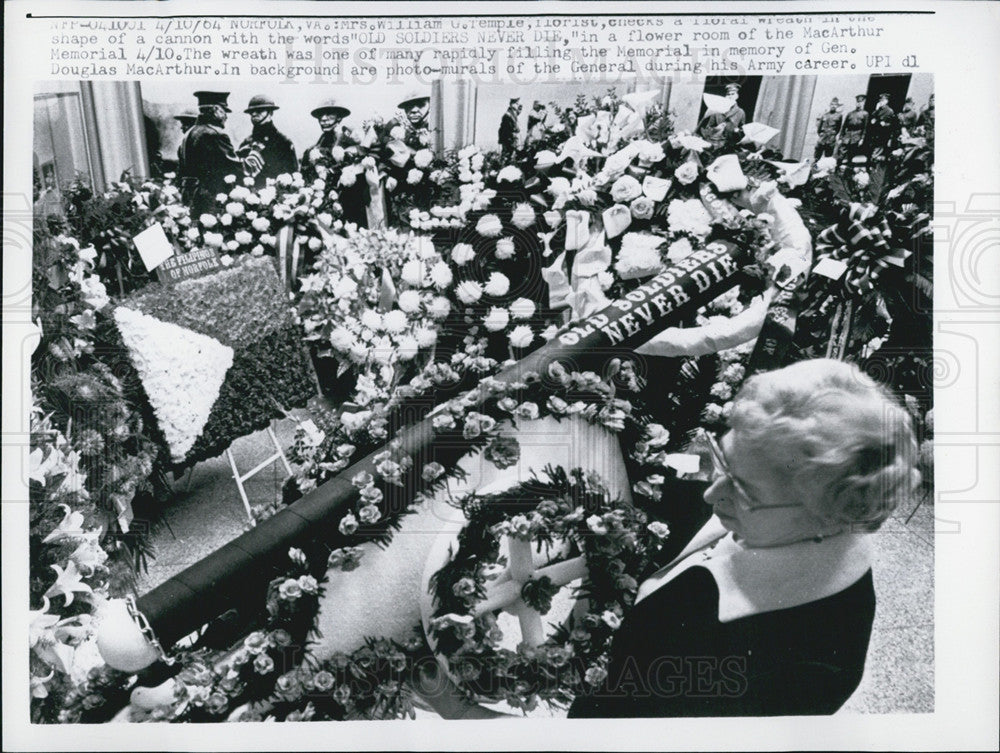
left=569, top=358, right=920, bottom=717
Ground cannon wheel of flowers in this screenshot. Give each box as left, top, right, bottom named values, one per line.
left=417, top=479, right=584, bottom=717
left=416, top=453, right=661, bottom=717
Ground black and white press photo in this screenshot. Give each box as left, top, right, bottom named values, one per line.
left=5, top=2, right=999, bottom=751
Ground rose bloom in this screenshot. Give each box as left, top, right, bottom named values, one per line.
left=358, top=504, right=381, bottom=524
left=495, top=237, right=516, bottom=260
left=397, top=289, right=422, bottom=313
left=225, top=201, right=245, bottom=217
left=407, top=168, right=424, bottom=184
left=339, top=512, right=359, bottom=536
left=508, top=325, right=534, bottom=348
left=674, top=161, right=700, bottom=185
left=630, top=196, right=655, bottom=220
left=510, top=202, right=536, bottom=229
left=509, top=297, right=535, bottom=320
left=253, top=654, right=275, bottom=675
left=476, top=214, right=503, bottom=237
left=278, top=578, right=303, bottom=600
left=203, top=232, right=224, bottom=248
left=251, top=216, right=270, bottom=232
left=647, top=521, right=670, bottom=539
left=610, top=175, right=643, bottom=202
left=483, top=306, right=510, bottom=332
left=451, top=242, right=475, bottom=266
left=484, top=272, right=510, bottom=297
left=455, top=280, right=484, bottom=304
left=234, top=230, right=253, bottom=245
left=199, top=213, right=218, bottom=228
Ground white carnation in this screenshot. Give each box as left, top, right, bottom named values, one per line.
left=397, top=290, right=422, bottom=313
left=615, top=233, right=665, bottom=279
left=476, top=214, right=503, bottom=237
left=396, top=335, right=420, bottom=361
left=429, top=260, right=453, bottom=289
left=511, top=203, right=536, bottom=229
left=429, top=296, right=451, bottom=319
left=508, top=325, right=534, bottom=348
left=455, top=280, right=484, bottom=304
left=495, top=237, right=516, bottom=260
left=361, top=309, right=383, bottom=331
left=483, top=307, right=510, bottom=332
left=497, top=165, right=523, bottom=183
left=509, top=297, right=535, bottom=320
left=451, top=243, right=475, bottom=266
left=484, top=272, right=510, bottom=297
left=401, top=260, right=425, bottom=287
left=415, top=327, right=437, bottom=348
left=382, top=310, right=408, bottom=334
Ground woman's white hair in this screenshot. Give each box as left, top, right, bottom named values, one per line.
left=728, top=358, right=921, bottom=531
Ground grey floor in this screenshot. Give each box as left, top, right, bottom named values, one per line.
left=138, top=418, right=935, bottom=715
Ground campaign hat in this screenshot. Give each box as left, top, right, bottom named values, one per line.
left=398, top=90, right=430, bottom=110
left=310, top=99, right=350, bottom=119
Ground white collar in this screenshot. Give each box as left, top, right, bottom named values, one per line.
left=635, top=516, right=874, bottom=622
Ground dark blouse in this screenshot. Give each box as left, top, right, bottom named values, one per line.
left=569, top=565, right=876, bottom=717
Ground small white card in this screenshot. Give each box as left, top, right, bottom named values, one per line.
left=812, top=257, right=849, bottom=281
left=663, top=453, right=702, bottom=477
left=133, top=223, right=175, bottom=271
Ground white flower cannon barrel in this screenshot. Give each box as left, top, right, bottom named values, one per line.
left=110, top=240, right=748, bottom=668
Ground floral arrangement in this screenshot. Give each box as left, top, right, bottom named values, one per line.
left=427, top=465, right=669, bottom=712
left=113, top=255, right=316, bottom=467
left=30, top=228, right=162, bottom=603
left=60, top=174, right=193, bottom=296
left=297, top=227, right=451, bottom=403
left=29, top=410, right=111, bottom=722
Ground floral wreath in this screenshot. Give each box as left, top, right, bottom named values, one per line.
left=425, top=465, right=671, bottom=713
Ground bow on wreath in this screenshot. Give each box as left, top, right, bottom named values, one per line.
left=814, top=202, right=911, bottom=297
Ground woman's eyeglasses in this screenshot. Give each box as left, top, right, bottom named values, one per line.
left=706, top=432, right=758, bottom=511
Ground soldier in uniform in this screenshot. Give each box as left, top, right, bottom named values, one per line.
left=867, top=93, right=898, bottom=161
left=395, top=90, right=432, bottom=148
left=174, top=109, right=198, bottom=134
left=177, top=91, right=262, bottom=215
left=301, top=99, right=369, bottom=228
left=837, top=94, right=869, bottom=164
left=697, top=83, right=746, bottom=148
left=814, top=98, right=843, bottom=159
left=498, top=98, right=521, bottom=159
left=238, top=95, right=298, bottom=188
left=897, top=97, right=919, bottom=134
